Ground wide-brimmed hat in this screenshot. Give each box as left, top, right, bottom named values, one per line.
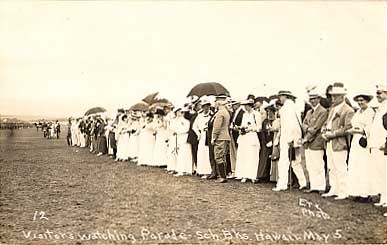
left=240, top=99, right=255, bottom=106
left=308, top=87, right=322, bottom=99
left=254, top=96, right=269, bottom=104
left=215, top=94, right=230, bottom=101
left=329, top=82, right=347, bottom=95
left=199, top=97, right=212, bottom=106
left=264, top=104, right=276, bottom=112
left=353, top=92, right=373, bottom=102
left=278, top=90, right=297, bottom=99
left=376, top=84, right=387, bottom=92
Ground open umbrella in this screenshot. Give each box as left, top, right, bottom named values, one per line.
left=187, top=82, right=230, bottom=97
left=142, top=92, right=159, bottom=105
left=84, top=107, right=106, bottom=116
left=129, top=102, right=149, bottom=111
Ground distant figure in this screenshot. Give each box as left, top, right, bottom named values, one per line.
left=55, top=120, right=61, bottom=139
left=67, top=118, right=72, bottom=146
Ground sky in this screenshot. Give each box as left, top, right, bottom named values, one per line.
left=0, top=1, right=386, bottom=118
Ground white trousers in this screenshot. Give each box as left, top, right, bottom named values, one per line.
left=305, top=149, right=326, bottom=191
left=326, top=142, right=348, bottom=196
left=276, top=142, right=307, bottom=190
left=370, top=149, right=387, bottom=202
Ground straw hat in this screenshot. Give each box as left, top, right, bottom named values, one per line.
left=329, top=82, right=347, bottom=95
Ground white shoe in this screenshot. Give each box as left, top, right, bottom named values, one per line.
left=201, top=175, right=208, bottom=179
left=384, top=213, right=387, bottom=217
left=241, top=178, right=247, bottom=183
left=235, top=177, right=242, bottom=180
left=334, top=195, right=348, bottom=200
left=272, top=187, right=287, bottom=192
left=97, top=153, right=103, bottom=156
left=322, top=192, right=336, bottom=198
left=174, top=173, right=184, bottom=177
left=374, top=202, right=386, bottom=207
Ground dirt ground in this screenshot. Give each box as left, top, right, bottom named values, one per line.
left=0, top=128, right=386, bottom=244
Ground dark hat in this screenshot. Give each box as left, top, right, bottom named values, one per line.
left=146, top=112, right=154, bottom=118
left=278, top=90, right=297, bottom=99
left=155, top=108, right=166, bottom=116
left=254, top=96, right=269, bottom=104
left=353, top=92, right=373, bottom=102
left=265, top=105, right=276, bottom=112
left=246, top=94, right=255, bottom=100
left=117, top=108, right=125, bottom=113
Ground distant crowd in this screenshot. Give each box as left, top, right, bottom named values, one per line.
left=36, top=121, right=61, bottom=139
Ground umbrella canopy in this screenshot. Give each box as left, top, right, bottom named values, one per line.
left=142, top=92, right=172, bottom=106
left=129, top=102, right=149, bottom=112
left=84, top=107, right=106, bottom=116
left=187, top=82, right=230, bottom=97
left=142, top=92, right=159, bottom=105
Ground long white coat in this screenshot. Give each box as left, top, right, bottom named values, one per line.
left=173, top=116, right=193, bottom=174
left=192, top=111, right=213, bottom=175
left=234, top=110, right=262, bottom=180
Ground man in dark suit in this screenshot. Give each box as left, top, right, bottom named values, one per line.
left=186, top=101, right=200, bottom=171
left=302, top=90, right=328, bottom=194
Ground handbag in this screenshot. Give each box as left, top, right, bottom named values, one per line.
left=358, top=133, right=367, bottom=148
left=271, top=145, right=280, bottom=161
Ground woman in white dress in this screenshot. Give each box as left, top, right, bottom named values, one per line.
left=138, top=113, right=156, bottom=166
left=78, top=119, right=86, bottom=147
left=128, top=115, right=141, bottom=162
left=346, top=93, right=376, bottom=200
left=115, top=114, right=131, bottom=161
left=234, top=99, right=262, bottom=183
left=152, top=109, right=169, bottom=167
left=173, top=108, right=193, bottom=176
left=71, top=119, right=79, bottom=146
left=193, top=100, right=213, bottom=178
left=165, top=108, right=178, bottom=173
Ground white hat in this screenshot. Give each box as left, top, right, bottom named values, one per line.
left=308, top=87, right=322, bottom=99
left=240, top=99, right=255, bottom=105
left=329, top=82, right=347, bottom=95
left=376, top=84, right=387, bottom=92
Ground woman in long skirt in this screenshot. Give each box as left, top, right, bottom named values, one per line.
left=193, top=100, right=213, bottom=178
left=138, top=113, right=156, bottom=166
left=347, top=93, right=376, bottom=200
left=152, top=110, right=169, bottom=167
left=173, top=109, right=193, bottom=176
left=96, top=118, right=108, bottom=156
left=115, top=115, right=131, bottom=161
left=257, top=105, right=276, bottom=181
left=166, top=109, right=178, bottom=173
left=234, top=99, right=262, bottom=183
left=128, top=116, right=141, bottom=162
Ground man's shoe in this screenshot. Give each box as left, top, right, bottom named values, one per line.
left=272, top=187, right=287, bottom=192
left=215, top=178, right=227, bottom=183
left=334, top=195, right=348, bottom=200
left=206, top=175, right=217, bottom=180
left=322, top=192, right=337, bottom=198
left=303, top=189, right=314, bottom=193
left=299, top=186, right=307, bottom=191
left=374, top=202, right=386, bottom=207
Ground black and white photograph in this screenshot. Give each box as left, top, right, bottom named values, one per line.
left=0, top=1, right=386, bottom=244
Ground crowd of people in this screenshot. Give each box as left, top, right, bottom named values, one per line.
left=67, top=82, right=387, bottom=215
left=37, top=121, right=61, bottom=139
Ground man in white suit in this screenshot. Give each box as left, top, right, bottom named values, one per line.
left=272, top=91, right=307, bottom=192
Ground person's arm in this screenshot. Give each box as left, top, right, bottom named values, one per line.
left=212, top=113, right=224, bottom=141
left=333, top=109, right=354, bottom=138
left=305, top=110, right=328, bottom=142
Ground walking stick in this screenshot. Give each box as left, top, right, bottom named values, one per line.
left=288, top=142, right=294, bottom=191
